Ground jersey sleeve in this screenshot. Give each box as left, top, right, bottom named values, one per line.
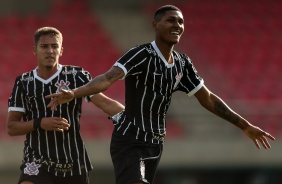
left=113, top=46, right=147, bottom=79
left=8, top=76, right=26, bottom=112
left=177, top=55, right=204, bottom=96
left=76, top=68, right=93, bottom=102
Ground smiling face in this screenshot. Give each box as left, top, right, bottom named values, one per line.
left=153, top=9, right=184, bottom=46
left=33, top=34, right=63, bottom=69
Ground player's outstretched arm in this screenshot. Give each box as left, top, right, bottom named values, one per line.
left=194, top=85, right=275, bottom=149
left=46, top=66, right=124, bottom=110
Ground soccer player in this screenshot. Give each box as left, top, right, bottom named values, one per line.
left=46, top=5, right=275, bottom=184
left=7, top=27, right=124, bottom=184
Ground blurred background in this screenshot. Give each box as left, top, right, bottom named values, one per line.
left=0, top=0, right=281, bottom=183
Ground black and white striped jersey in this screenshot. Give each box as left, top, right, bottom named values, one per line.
left=112, top=41, right=204, bottom=144
left=8, top=64, right=93, bottom=177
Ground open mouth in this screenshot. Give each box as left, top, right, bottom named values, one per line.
left=46, top=56, right=54, bottom=60
left=171, top=31, right=181, bottom=36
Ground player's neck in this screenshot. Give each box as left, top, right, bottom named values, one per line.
left=155, top=41, right=174, bottom=63
left=37, top=65, right=59, bottom=80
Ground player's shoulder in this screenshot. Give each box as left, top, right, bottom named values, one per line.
left=16, top=70, right=34, bottom=82
left=128, top=43, right=152, bottom=54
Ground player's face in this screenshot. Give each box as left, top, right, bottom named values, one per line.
left=153, top=10, right=184, bottom=46
left=33, top=34, right=63, bottom=69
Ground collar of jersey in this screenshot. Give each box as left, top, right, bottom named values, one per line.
left=33, top=64, right=63, bottom=84
left=151, top=41, right=174, bottom=68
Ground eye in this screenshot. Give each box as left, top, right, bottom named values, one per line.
left=167, top=19, right=175, bottom=23
left=52, top=44, right=59, bottom=49
left=178, top=19, right=184, bottom=25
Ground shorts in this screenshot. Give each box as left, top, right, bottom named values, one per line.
left=18, top=166, right=89, bottom=184
left=110, top=129, right=163, bottom=184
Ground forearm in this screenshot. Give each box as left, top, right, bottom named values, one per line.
left=204, top=93, right=251, bottom=130
left=74, top=74, right=112, bottom=98
left=102, top=100, right=125, bottom=116
left=7, top=120, right=34, bottom=136
left=91, top=93, right=125, bottom=116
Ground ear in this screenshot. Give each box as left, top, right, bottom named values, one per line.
left=33, top=46, right=36, bottom=55
left=152, top=20, right=157, bottom=30
left=59, top=47, right=64, bottom=56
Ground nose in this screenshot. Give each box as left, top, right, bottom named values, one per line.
left=173, top=21, right=183, bottom=29
left=46, top=45, right=54, bottom=53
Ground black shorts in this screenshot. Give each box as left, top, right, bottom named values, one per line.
left=18, top=166, right=89, bottom=184
left=110, top=129, right=163, bottom=184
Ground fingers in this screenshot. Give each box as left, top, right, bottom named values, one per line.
left=55, top=124, right=69, bottom=132
left=47, top=100, right=54, bottom=109
left=253, top=139, right=261, bottom=149
left=45, top=93, right=61, bottom=99
left=264, top=132, right=276, bottom=141
left=259, top=137, right=271, bottom=149
left=259, top=131, right=275, bottom=149
left=42, top=117, right=70, bottom=132
left=253, top=133, right=274, bottom=150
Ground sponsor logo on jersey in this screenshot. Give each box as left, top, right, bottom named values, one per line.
left=62, top=70, right=77, bottom=75
left=145, top=45, right=157, bottom=56
left=21, top=76, right=34, bottom=82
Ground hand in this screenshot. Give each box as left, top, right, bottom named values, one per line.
left=46, top=89, right=75, bottom=110
left=40, top=117, right=70, bottom=132
left=243, top=125, right=275, bottom=149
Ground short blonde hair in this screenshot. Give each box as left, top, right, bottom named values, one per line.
left=34, top=27, right=63, bottom=46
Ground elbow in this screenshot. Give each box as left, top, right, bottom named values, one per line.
left=100, top=83, right=111, bottom=93
left=6, top=125, right=21, bottom=136
left=7, top=128, right=17, bottom=136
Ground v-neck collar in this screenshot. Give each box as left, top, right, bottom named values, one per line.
left=151, top=41, right=174, bottom=68
left=33, top=64, right=62, bottom=84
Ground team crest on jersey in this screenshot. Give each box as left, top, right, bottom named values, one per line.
left=55, top=80, right=70, bottom=93
left=24, top=162, right=41, bottom=175
left=173, top=73, right=183, bottom=90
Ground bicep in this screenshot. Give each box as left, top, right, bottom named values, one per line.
left=7, top=111, right=23, bottom=126
left=194, top=85, right=214, bottom=108
left=104, top=66, right=125, bottom=83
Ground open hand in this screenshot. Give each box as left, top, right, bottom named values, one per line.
left=46, top=89, right=75, bottom=110
left=243, top=125, right=275, bottom=149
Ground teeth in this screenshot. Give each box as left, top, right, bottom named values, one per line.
left=171, top=31, right=179, bottom=35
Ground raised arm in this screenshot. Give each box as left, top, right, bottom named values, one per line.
left=194, top=85, right=275, bottom=149
left=46, top=66, right=124, bottom=110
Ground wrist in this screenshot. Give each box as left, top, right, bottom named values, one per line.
left=33, top=118, right=43, bottom=130
left=71, top=89, right=76, bottom=99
